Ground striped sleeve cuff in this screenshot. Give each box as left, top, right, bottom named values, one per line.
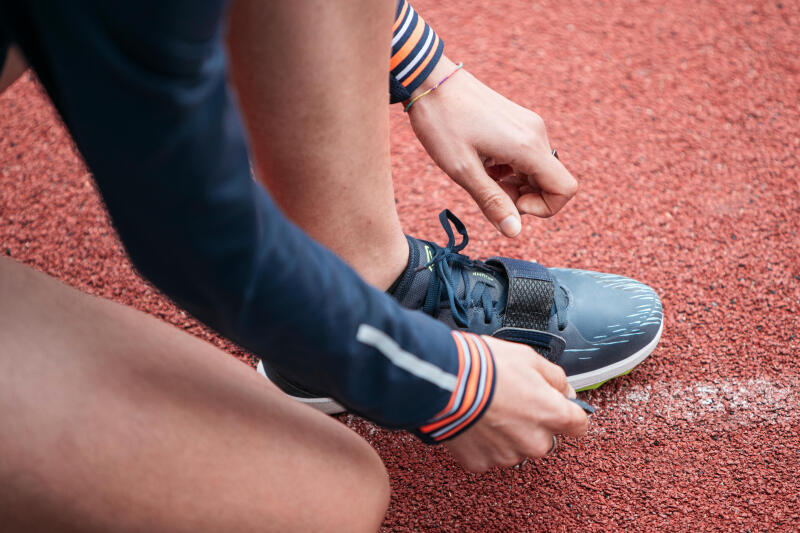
left=413, top=331, right=496, bottom=444
left=389, top=0, right=444, bottom=103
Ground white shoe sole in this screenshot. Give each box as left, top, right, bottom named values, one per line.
left=256, top=360, right=346, bottom=415
left=567, top=320, right=664, bottom=391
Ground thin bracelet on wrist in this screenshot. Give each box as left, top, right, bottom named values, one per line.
left=403, top=62, right=463, bottom=113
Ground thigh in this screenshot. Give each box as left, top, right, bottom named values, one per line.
left=0, top=258, right=388, bottom=533
left=0, top=45, right=26, bottom=93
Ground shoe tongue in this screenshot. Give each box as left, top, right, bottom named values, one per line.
left=391, top=236, right=506, bottom=314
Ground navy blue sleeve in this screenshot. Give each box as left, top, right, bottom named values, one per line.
left=0, top=0, right=493, bottom=439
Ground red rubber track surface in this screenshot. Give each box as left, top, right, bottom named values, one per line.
left=1, top=0, right=798, bottom=530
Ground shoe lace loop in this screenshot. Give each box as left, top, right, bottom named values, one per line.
left=417, top=210, right=501, bottom=327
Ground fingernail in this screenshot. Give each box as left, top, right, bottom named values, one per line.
left=500, top=215, right=521, bottom=237
left=568, top=385, right=577, bottom=399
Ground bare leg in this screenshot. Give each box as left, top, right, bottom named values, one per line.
left=0, top=258, right=389, bottom=532
left=0, top=46, right=28, bottom=93
left=227, top=0, right=409, bottom=290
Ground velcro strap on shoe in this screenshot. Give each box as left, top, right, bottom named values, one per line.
left=486, top=257, right=553, bottom=330
left=486, top=257, right=565, bottom=362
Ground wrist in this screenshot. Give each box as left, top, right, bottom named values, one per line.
left=404, top=56, right=459, bottom=103
left=403, top=58, right=466, bottom=114
left=412, top=331, right=496, bottom=444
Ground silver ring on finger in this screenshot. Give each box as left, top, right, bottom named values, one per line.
left=547, top=435, right=558, bottom=456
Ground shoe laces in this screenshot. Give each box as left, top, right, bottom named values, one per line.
left=418, top=210, right=568, bottom=331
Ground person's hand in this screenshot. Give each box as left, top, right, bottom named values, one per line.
left=444, top=336, right=588, bottom=472
left=406, top=57, right=578, bottom=237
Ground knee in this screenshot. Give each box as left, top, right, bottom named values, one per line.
left=336, top=435, right=390, bottom=533
left=363, top=445, right=391, bottom=529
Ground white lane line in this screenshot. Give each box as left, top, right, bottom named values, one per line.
left=588, top=378, right=798, bottom=426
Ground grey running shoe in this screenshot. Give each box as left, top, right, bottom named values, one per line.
left=389, top=210, right=663, bottom=391
left=257, top=209, right=663, bottom=412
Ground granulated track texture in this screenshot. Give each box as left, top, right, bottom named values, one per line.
left=1, top=0, right=798, bottom=531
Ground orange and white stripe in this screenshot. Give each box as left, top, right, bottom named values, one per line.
left=391, top=0, right=444, bottom=93
left=418, top=331, right=496, bottom=442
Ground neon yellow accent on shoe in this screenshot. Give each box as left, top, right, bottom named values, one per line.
left=425, top=245, right=434, bottom=272
left=575, top=368, right=633, bottom=392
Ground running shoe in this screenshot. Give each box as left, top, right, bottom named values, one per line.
left=390, top=210, right=663, bottom=391
left=257, top=210, right=663, bottom=412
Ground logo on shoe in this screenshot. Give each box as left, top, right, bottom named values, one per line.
left=472, top=272, right=495, bottom=283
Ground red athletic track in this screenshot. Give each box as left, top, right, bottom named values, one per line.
left=1, top=0, right=798, bottom=531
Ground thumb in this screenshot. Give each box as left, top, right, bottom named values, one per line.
left=450, top=153, right=522, bottom=237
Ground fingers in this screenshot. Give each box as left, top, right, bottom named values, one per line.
left=525, top=353, right=588, bottom=437
left=514, top=155, right=579, bottom=217
left=558, top=401, right=589, bottom=437
left=526, top=349, right=574, bottom=399
left=482, top=159, right=515, bottom=180
left=444, top=436, right=494, bottom=473
left=522, top=363, right=587, bottom=438
left=446, top=427, right=558, bottom=472
left=448, top=425, right=570, bottom=472
left=507, top=341, right=588, bottom=437
left=483, top=114, right=578, bottom=218
left=522, top=430, right=558, bottom=458
left=497, top=181, right=522, bottom=206
left=538, top=388, right=590, bottom=438
left=447, top=152, right=522, bottom=237
left=482, top=335, right=575, bottom=398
